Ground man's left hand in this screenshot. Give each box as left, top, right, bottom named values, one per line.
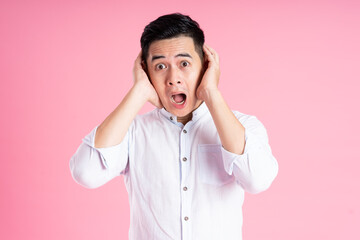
left=196, top=44, right=220, bottom=102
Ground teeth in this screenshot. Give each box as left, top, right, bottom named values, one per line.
left=171, top=96, right=185, bottom=105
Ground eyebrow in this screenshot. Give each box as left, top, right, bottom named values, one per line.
left=151, top=53, right=192, bottom=62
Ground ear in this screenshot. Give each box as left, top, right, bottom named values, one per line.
left=141, top=60, right=147, bottom=71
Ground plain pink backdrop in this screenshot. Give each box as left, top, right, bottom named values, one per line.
left=1, top=0, right=359, bottom=239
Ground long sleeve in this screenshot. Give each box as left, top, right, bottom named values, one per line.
left=222, top=114, right=279, bottom=194
left=69, top=126, right=130, bottom=189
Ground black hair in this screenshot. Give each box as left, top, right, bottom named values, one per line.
left=140, top=13, right=205, bottom=65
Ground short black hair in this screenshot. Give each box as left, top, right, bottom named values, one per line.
left=140, top=13, right=205, bottom=64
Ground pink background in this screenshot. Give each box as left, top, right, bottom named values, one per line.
left=1, top=0, right=359, bottom=239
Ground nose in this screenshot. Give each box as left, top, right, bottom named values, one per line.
left=166, top=68, right=182, bottom=86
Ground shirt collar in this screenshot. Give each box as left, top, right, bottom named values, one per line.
left=159, top=101, right=208, bottom=124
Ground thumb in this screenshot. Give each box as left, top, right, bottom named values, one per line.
left=150, top=96, right=163, bottom=109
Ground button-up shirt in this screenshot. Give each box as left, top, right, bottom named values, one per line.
left=70, top=103, right=278, bottom=240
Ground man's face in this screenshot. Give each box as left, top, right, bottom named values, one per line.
left=146, top=36, right=203, bottom=117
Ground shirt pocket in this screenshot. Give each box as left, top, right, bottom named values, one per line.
left=198, top=144, right=234, bottom=186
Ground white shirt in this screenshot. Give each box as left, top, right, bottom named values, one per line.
left=70, top=102, right=278, bottom=240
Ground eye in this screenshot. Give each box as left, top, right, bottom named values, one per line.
left=156, top=63, right=166, bottom=70
left=181, top=61, right=189, bottom=67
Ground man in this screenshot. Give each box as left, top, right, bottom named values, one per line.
left=70, top=13, right=278, bottom=240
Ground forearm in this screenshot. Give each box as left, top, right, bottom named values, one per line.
left=95, top=84, right=148, bottom=148
left=221, top=114, right=279, bottom=193
left=203, top=89, right=246, bottom=155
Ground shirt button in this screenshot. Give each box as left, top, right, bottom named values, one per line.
left=183, top=186, right=188, bottom=191
left=184, top=216, right=189, bottom=221
left=182, top=157, right=187, bottom=162
left=170, top=116, right=173, bottom=120
left=183, top=129, right=187, bottom=134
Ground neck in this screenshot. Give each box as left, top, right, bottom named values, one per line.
left=177, top=113, right=192, bottom=125
left=176, top=101, right=203, bottom=124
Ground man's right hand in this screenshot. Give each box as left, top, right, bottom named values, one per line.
left=133, top=51, right=163, bottom=109
left=95, top=51, right=163, bottom=148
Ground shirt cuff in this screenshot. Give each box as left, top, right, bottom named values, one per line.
left=82, top=126, right=129, bottom=170
left=221, top=127, right=256, bottom=175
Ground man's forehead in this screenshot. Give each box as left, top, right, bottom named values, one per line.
left=148, top=36, right=196, bottom=58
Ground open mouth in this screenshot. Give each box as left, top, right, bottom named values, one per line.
left=170, top=93, right=187, bottom=105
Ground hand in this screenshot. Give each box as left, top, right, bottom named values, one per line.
left=133, top=51, right=163, bottom=108
left=196, top=44, right=220, bottom=101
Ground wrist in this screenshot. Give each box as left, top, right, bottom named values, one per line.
left=198, top=87, right=221, bottom=103
left=131, top=82, right=152, bottom=103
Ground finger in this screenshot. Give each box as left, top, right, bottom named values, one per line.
left=204, top=44, right=219, bottom=63
left=134, top=50, right=143, bottom=67
left=203, top=44, right=215, bottom=62
left=203, top=44, right=219, bottom=67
